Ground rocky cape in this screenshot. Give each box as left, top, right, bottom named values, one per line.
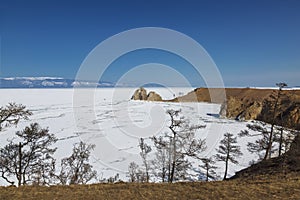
left=131, top=87, right=300, bottom=179
left=131, top=87, right=300, bottom=130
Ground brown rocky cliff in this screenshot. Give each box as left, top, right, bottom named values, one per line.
left=169, top=88, right=300, bottom=130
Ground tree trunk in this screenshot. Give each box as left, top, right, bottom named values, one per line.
left=278, top=113, right=284, bottom=156
left=146, top=171, right=149, bottom=183
left=279, top=127, right=283, bottom=156
left=167, top=140, right=172, bottom=182
left=265, top=124, right=275, bottom=160
left=18, top=142, right=22, bottom=187
left=170, top=136, right=176, bottom=183
left=223, top=157, right=228, bottom=180
left=265, top=89, right=282, bottom=160
left=162, top=167, right=165, bottom=182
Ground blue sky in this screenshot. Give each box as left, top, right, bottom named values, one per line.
left=0, top=0, right=300, bottom=87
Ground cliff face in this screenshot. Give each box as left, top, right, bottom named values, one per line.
left=222, top=89, right=300, bottom=130
left=169, top=88, right=300, bottom=130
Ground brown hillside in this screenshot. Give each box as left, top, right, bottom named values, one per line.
left=232, top=133, right=300, bottom=179
left=169, top=88, right=276, bottom=103
left=168, top=88, right=300, bottom=130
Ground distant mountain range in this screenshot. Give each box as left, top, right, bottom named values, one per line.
left=0, top=77, right=116, bottom=88
left=0, top=77, right=183, bottom=88
left=2, top=77, right=297, bottom=89
left=0, top=77, right=169, bottom=88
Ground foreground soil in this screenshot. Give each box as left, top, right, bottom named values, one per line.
left=1, top=176, right=300, bottom=200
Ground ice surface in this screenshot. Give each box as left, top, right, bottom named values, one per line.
left=0, top=88, right=261, bottom=184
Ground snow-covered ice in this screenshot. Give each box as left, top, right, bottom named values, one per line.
left=0, top=88, right=261, bottom=184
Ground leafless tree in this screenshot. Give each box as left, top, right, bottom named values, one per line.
left=0, top=103, right=32, bottom=131
left=199, top=157, right=217, bottom=181
left=239, top=121, right=274, bottom=160
left=151, top=136, right=169, bottom=182
left=139, top=138, right=151, bottom=182
left=152, top=109, right=206, bottom=183
left=127, top=161, right=139, bottom=182
left=265, top=82, right=287, bottom=159
left=0, top=123, right=57, bottom=186
left=58, top=141, right=97, bottom=185
left=274, top=127, right=298, bottom=155
left=216, top=132, right=242, bottom=180
left=240, top=83, right=289, bottom=160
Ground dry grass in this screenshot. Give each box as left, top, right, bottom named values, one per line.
left=1, top=176, right=300, bottom=200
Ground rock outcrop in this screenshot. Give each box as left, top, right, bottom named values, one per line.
left=147, top=91, right=162, bottom=101
left=131, top=87, right=147, bottom=100
left=223, top=97, right=263, bottom=121
left=168, top=88, right=300, bottom=130
left=131, top=88, right=162, bottom=101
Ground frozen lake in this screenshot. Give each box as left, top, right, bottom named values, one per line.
left=0, top=88, right=259, bottom=184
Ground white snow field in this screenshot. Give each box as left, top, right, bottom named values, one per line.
left=0, top=88, right=261, bottom=184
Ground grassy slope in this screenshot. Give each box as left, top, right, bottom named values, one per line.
left=1, top=176, right=300, bottom=200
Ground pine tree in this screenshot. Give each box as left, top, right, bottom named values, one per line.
left=216, top=133, right=242, bottom=180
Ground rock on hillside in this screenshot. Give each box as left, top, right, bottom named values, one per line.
left=131, top=88, right=162, bottom=101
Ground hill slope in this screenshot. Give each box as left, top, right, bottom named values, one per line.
left=232, top=133, right=300, bottom=179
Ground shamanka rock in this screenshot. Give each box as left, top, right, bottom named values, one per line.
left=131, top=88, right=162, bottom=101
left=131, top=87, right=147, bottom=100
left=147, top=91, right=162, bottom=101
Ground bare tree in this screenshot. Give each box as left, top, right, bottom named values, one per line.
left=139, top=138, right=151, bottom=182
left=274, top=127, right=298, bottom=155
left=127, top=161, right=139, bottom=182
left=265, top=82, right=287, bottom=159
left=58, top=141, right=97, bottom=185
left=151, top=136, right=169, bottom=182
left=106, top=173, right=120, bottom=183
left=152, top=109, right=206, bottom=183
left=216, top=133, right=242, bottom=180
left=239, top=83, right=288, bottom=160
left=239, top=121, right=274, bottom=160
left=0, top=103, right=32, bottom=131
left=199, top=157, right=217, bottom=181
left=0, top=123, right=57, bottom=186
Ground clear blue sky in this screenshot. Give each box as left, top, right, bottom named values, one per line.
left=1, top=0, right=299, bottom=87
